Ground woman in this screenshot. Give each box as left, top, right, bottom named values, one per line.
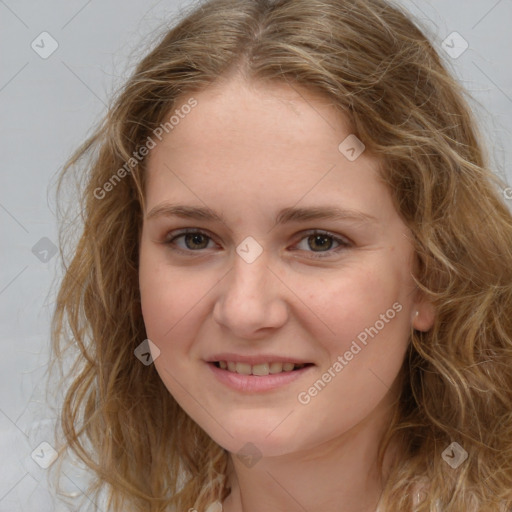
left=51, top=0, right=512, bottom=510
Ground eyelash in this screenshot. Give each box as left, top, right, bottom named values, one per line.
left=163, top=228, right=351, bottom=259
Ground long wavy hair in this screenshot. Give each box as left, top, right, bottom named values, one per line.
left=50, top=0, right=512, bottom=510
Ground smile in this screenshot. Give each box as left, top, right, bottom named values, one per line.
left=207, top=361, right=315, bottom=392
left=213, top=361, right=311, bottom=375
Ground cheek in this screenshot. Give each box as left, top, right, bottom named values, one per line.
left=308, top=261, right=409, bottom=351
left=292, top=266, right=410, bottom=435
left=139, top=250, right=223, bottom=379
left=139, top=241, right=200, bottom=337
left=138, top=257, right=202, bottom=398
left=140, top=271, right=200, bottom=344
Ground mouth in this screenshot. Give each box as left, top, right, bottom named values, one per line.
left=207, top=360, right=315, bottom=392
left=205, top=353, right=316, bottom=392
left=211, top=361, right=314, bottom=376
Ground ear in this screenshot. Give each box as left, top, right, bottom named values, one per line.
left=412, top=298, right=436, bottom=332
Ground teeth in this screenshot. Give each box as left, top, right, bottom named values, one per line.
left=269, top=362, right=283, bottom=374
left=216, top=361, right=307, bottom=375
left=252, top=363, right=269, bottom=376
left=235, top=362, right=252, bottom=375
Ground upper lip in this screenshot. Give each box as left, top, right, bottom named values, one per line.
left=206, top=353, right=314, bottom=365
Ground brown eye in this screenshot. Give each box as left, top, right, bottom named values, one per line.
left=307, top=234, right=334, bottom=251
left=165, top=229, right=216, bottom=253
left=293, top=230, right=351, bottom=259
left=182, top=232, right=210, bottom=250
left=163, top=228, right=351, bottom=259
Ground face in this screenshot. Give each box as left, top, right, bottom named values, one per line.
left=138, top=75, right=434, bottom=457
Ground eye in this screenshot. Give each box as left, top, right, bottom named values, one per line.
left=165, top=229, right=217, bottom=253
left=162, top=228, right=351, bottom=258
left=292, top=230, right=351, bottom=259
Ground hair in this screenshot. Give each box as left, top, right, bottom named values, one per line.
left=49, top=0, right=512, bottom=510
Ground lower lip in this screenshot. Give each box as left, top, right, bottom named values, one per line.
left=206, top=362, right=315, bottom=392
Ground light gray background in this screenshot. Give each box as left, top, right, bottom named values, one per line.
left=1, top=0, right=511, bottom=510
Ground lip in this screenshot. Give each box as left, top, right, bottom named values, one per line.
left=206, top=353, right=314, bottom=365
left=206, top=361, right=315, bottom=392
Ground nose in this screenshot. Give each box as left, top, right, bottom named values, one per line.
left=212, top=251, right=289, bottom=339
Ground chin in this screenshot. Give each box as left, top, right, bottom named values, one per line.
left=202, top=420, right=304, bottom=459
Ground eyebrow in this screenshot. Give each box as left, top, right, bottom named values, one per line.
left=145, top=203, right=377, bottom=226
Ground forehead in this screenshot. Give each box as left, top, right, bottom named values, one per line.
left=158, top=76, right=351, bottom=152
left=143, top=75, right=395, bottom=225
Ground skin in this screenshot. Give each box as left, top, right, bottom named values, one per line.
left=138, top=73, right=435, bottom=512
